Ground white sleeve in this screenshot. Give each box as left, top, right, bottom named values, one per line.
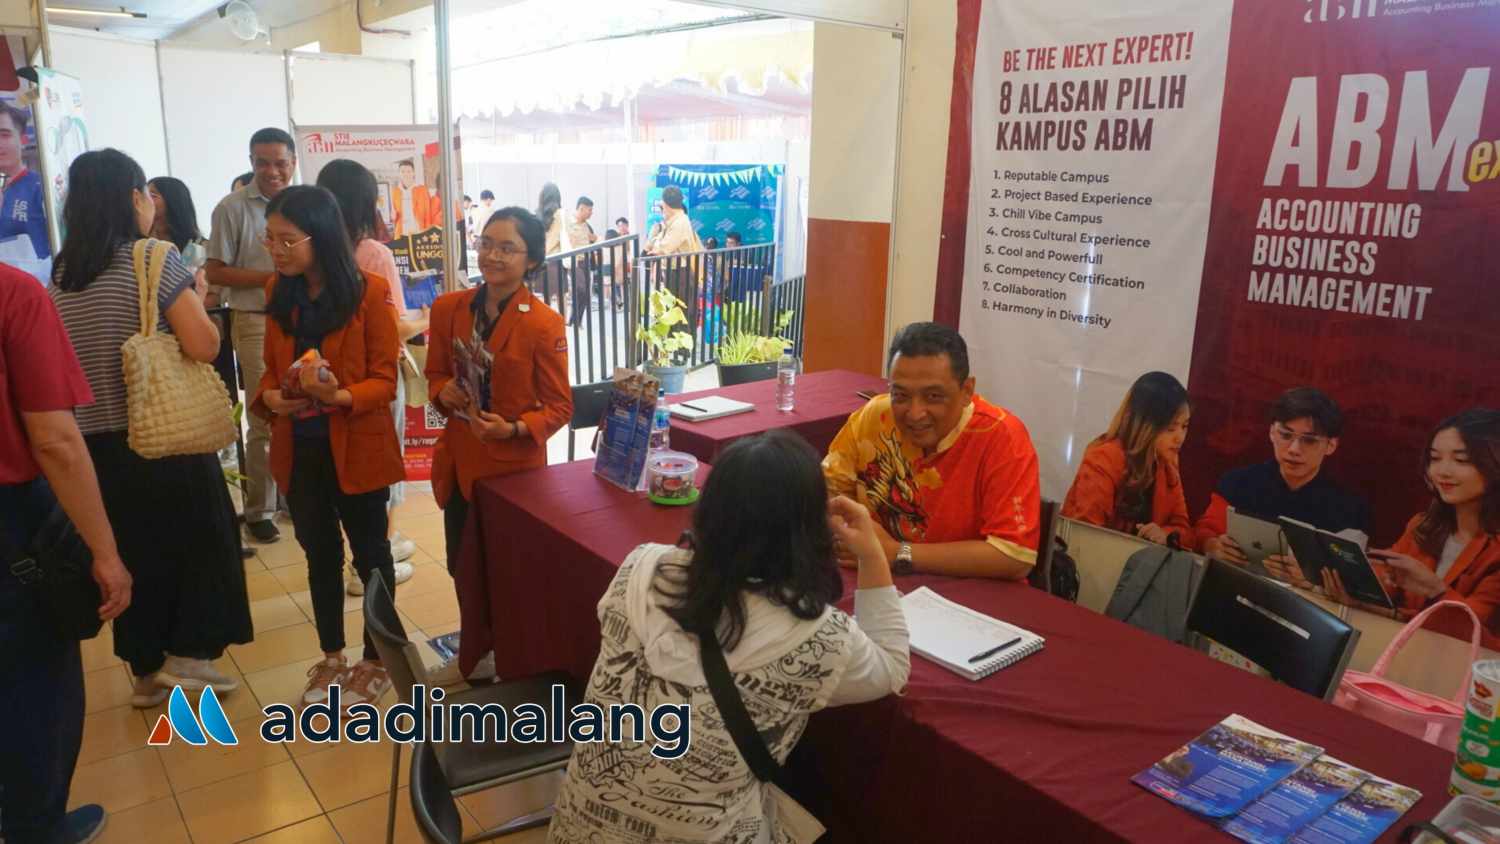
left=826, top=586, right=910, bottom=707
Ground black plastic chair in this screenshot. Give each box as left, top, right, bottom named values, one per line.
left=1185, top=558, right=1359, bottom=700
left=1027, top=499, right=1059, bottom=592
left=411, top=738, right=463, bottom=844
left=567, top=380, right=614, bottom=461
left=363, top=571, right=579, bottom=843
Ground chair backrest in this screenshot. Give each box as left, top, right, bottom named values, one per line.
left=361, top=570, right=426, bottom=705
left=1186, top=558, right=1359, bottom=700
left=410, top=739, right=464, bottom=844
left=1028, top=499, right=1058, bottom=591
left=568, top=379, right=614, bottom=460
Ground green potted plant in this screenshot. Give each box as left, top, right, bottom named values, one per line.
left=637, top=287, right=695, bottom=393
left=715, top=307, right=794, bottom=387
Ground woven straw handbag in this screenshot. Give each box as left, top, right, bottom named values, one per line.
left=122, top=238, right=237, bottom=459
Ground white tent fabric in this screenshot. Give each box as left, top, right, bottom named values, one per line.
left=452, top=18, right=812, bottom=118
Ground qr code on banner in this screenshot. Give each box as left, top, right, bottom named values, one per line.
left=424, top=402, right=445, bottom=430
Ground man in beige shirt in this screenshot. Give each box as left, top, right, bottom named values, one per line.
left=205, top=127, right=295, bottom=544
left=644, top=186, right=702, bottom=256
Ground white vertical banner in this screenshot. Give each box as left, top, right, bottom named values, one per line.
left=959, top=0, right=1232, bottom=497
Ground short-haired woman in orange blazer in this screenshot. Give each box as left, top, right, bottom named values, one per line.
left=251, top=186, right=404, bottom=708
left=1062, top=371, right=1196, bottom=549
left=426, top=207, right=572, bottom=573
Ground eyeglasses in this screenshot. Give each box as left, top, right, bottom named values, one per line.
left=1273, top=425, right=1328, bottom=448
left=261, top=232, right=311, bottom=253
left=477, top=239, right=526, bottom=257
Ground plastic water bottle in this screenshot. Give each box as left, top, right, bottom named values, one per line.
left=776, top=346, right=797, bottom=412
left=651, top=388, right=671, bottom=452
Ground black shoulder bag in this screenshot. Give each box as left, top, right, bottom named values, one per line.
left=2, top=493, right=104, bottom=641
left=698, top=626, right=827, bottom=843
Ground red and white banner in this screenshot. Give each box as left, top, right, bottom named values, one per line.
left=938, top=0, right=1500, bottom=631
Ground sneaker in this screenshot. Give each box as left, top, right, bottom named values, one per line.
left=156, top=656, right=240, bottom=693
left=302, top=656, right=348, bottom=706
left=246, top=519, right=280, bottom=544
left=391, top=534, right=417, bottom=563
left=61, top=804, right=106, bottom=844
left=345, top=562, right=414, bottom=596
left=340, top=660, right=392, bottom=708
left=131, top=675, right=168, bottom=708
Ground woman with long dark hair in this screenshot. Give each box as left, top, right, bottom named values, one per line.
left=1062, top=371, right=1196, bottom=548
left=537, top=181, right=568, bottom=255
left=316, top=159, right=430, bottom=595
left=48, top=149, right=251, bottom=705
left=1312, top=409, right=1500, bottom=646
left=252, top=185, right=404, bottom=707
left=424, top=206, right=572, bottom=681
left=549, top=430, right=910, bottom=842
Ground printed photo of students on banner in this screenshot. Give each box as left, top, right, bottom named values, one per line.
left=934, top=0, right=1500, bottom=647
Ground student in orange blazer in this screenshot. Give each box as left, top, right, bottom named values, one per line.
left=250, top=186, right=404, bottom=709
left=1062, top=372, right=1196, bottom=549
left=425, top=205, right=573, bottom=575
left=1310, top=409, right=1500, bottom=648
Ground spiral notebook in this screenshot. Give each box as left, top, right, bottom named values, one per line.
left=900, top=587, right=1045, bottom=681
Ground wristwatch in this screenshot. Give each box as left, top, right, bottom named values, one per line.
left=892, top=543, right=915, bottom=576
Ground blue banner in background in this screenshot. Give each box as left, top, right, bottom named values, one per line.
left=654, top=164, right=782, bottom=246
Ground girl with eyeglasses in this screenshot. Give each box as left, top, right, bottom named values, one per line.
left=251, top=185, right=404, bottom=708
left=423, top=206, right=572, bottom=682
left=1062, top=371, right=1197, bottom=549
left=316, top=159, right=431, bottom=598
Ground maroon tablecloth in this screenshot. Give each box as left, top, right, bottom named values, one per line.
left=454, top=460, right=1455, bottom=843
left=666, top=368, right=887, bottom=464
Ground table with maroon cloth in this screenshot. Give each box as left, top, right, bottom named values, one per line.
left=454, top=460, right=1455, bottom=843
left=666, top=368, right=887, bottom=464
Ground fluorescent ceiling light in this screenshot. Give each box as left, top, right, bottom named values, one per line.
left=46, top=6, right=147, bottom=19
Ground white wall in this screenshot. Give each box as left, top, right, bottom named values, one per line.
left=158, top=46, right=290, bottom=237
left=287, top=52, right=414, bottom=126
left=887, top=0, right=956, bottom=336
left=48, top=29, right=169, bottom=181
left=808, top=23, right=899, bottom=224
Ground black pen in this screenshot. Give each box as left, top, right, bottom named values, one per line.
left=679, top=402, right=708, bottom=413
left=968, top=637, right=1022, bottom=664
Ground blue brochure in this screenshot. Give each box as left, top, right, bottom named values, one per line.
left=1132, top=715, right=1325, bottom=818
left=1222, top=756, right=1371, bottom=844
left=1287, top=775, right=1422, bottom=844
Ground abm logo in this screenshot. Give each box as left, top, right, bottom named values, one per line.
left=1304, top=0, right=1378, bottom=22
left=698, top=185, right=719, bottom=201
left=729, top=185, right=751, bottom=200
left=146, top=687, right=239, bottom=747
left=303, top=132, right=335, bottom=154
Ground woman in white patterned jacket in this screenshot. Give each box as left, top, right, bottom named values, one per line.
left=549, top=429, right=911, bottom=843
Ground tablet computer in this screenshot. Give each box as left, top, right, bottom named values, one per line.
left=1279, top=517, right=1395, bottom=609
left=1226, top=507, right=1283, bottom=576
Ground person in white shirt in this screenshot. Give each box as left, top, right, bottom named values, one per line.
left=549, top=429, right=910, bottom=844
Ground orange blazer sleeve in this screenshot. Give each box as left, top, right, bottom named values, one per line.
left=425, top=292, right=459, bottom=415
left=1156, top=459, right=1196, bottom=550
left=1061, top=441, right=1122, bottom=529
left=517, top=316, right=573, bottom=447
left=1195, top=492, right=1231, bottom=543
left=345, top=273, right=399, bottom=415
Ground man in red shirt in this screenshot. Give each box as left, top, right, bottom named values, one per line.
left=824, top=322, right=1042, bottom=580
left=1, top=265, right=131, bottom=843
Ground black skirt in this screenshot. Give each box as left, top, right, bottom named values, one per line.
left=85, top=430, right=253, bottom=674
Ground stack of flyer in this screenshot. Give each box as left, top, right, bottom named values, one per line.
left=1132, top=715, right=1422, bottom=843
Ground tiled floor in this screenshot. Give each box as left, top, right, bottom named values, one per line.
left=71, top=488, right=552, bottom=844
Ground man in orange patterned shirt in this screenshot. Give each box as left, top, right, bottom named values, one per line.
left=823, top=322, right=1041, bottom=580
